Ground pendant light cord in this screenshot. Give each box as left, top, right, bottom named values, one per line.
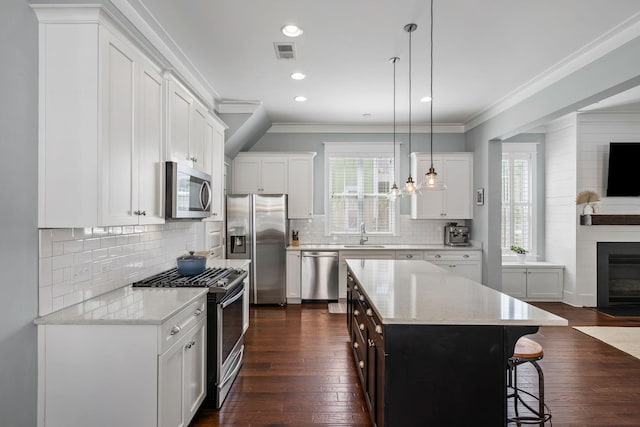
left=393, top=57, right=397, bottom=180
left=408, top=27, right=412, bottom=159
left=430, top=0, right=434, bottom=169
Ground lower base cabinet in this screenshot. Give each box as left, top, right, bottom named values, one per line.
left=37, top=297, right=207, bottom=427
left=502, top=263, right=564, bottom=300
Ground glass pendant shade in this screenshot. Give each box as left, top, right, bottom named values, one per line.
left=425, top=167, right=438, bottom=188
left=389, top=182, right=401, bottom=200
left=404, top=176, right=417, bottom=195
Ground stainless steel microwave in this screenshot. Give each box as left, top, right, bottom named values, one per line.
left=165, top=161, right=212, bottom=219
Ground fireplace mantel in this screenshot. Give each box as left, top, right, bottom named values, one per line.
left=580, top=214, right=640, bottom=226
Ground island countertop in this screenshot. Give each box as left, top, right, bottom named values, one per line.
left=346, top=259, right=567, bottom=326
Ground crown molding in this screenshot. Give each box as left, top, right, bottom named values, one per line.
left=217, top=101, right=263, bottom=114
left=464, top=11, right=640, bottom=132
left=267, top=123, right=464, bottom=134
left=109, top=0, right=218, bottom=107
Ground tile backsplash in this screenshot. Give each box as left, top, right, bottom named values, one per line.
left=38, top=222, right=204, bottom=316
left=290, top=215, right=461, bottom=246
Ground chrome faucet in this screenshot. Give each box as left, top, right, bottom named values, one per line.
left=359, top=222, right=368, bottom=245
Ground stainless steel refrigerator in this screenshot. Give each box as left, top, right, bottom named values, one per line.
left=226, top=194, right=288, bottom=305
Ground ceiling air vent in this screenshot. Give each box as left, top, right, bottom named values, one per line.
left=274, top=42, right=296, bottom=60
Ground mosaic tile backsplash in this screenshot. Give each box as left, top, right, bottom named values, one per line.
left=38, top=222, right=205, bottom=316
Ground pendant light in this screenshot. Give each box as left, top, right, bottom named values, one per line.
left=422, top=0, right=443, bottom=190
left=403, top=23, right=419, bottom=196
left=388, top=56, right=401, bottom=200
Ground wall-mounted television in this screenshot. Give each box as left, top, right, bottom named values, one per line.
left=607, top=142, right=640, bottom=196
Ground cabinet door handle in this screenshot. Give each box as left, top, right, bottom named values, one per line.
left=375, top=325, right=383, bottom=334
left=194, top=308, right=203, bottom=316
left=463, top=254, right=469, bottom=258
left=406, top=254, right=413, bottom=259
left=359, top=323, right=365, bottom=331
left=368, top=338, right=375, bottom=348
left=435, top=254, right=441, bottom=259
left=354, top=309, right=360, bottom=316
left=170, top=325, right=181, bottom=335
left=353, top=342, right=359, bottom=349
left=359, top=360, right=365, bottom=369
left=366, top=308, right=373, bottom=317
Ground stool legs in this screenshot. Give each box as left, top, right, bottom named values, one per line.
left=507, top=358, right=550, bottom=426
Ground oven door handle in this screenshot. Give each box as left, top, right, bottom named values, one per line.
left=219, top=344, right=244, bottom=389
left=221, top=286, right=245, bottom=308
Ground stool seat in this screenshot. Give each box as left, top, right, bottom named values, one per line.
left=513, top=337, right=544, bottom=359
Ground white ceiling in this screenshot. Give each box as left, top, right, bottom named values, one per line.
left=137, top=0, right=640, bottom=128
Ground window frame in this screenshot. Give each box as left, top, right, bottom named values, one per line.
left=324, top=142, right=400, bottom=237
left=501, top=142, right=538, bottom=260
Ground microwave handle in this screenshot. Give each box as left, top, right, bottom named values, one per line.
left=199, top=181, right=212, bottom=211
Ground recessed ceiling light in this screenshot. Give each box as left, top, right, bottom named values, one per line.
left=421, top=96, right=432, bottom=103
left=294, top=96, right=307, bottom=102
left=282, top=24, right=303, bottom=37
left=290, top=72, right=306, bottom=80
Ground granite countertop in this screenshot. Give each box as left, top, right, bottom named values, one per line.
left=346, top=259, right=568, bottom=327
left=287, top=243, right=482, bottom=251
left=35, top=258, right=251, bottom=326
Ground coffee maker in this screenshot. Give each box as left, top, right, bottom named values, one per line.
left=444, top=222, right=470, bottom=246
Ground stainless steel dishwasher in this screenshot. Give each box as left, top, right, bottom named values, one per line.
left=301, top=251, right=339, bottom=301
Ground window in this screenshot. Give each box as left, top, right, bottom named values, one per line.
left=325, top=143, right=396, bottom=236
left=501, top=143, right=537, bottom=256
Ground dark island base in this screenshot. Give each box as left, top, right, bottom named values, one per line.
left=379, top=324, right=538, bottom=427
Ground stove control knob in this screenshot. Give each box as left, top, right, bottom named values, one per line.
left=217, top=278, right=229, bottom=287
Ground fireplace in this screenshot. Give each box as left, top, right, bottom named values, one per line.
left=597, top=242, right=640, bottom=307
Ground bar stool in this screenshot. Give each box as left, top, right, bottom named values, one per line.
left=507, top=336, right=552, bottom=426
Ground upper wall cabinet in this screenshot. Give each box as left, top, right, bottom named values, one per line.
left=232, top=152, right=316, bottom=219
left=167, top=77, right=217, bottom=175
left=205, top=115, right=227, bottom=220
left=34, top=6, right=165, bottom=228
left=233, top=154, right=288, bottom=194
left=410, top=152, right=474, bottom=220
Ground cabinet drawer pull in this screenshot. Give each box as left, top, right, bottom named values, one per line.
left=366, top=308, right=373, bottom=317
left=359, top=294, right=365, bottom=301
left=354, top=342, right=359, bottom=349
left=354, top=309, right=360, bottom=316
left=359, top=323, right=365, bottom=331
left=375, top=325, right=383, bottom=335
left=463, top=254, right=469, bottom=258
left=194, top=308, right=203, bottom=316
left=170, top=325, right=181, bottom=336
left=359, top=360, right=365, bottom=369
left=368, top=338, right=375, bottom=348
left=406, top=254, right=413, bottom=259
left=435, top=254, right=441, bottom=259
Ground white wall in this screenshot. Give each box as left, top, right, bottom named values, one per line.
left=0, top=1, right=38, bottom=425
left=574, top=112, right=640, bottom=306
left=544, top=114, right=578, bottom=303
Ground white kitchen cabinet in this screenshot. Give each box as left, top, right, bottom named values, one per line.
left=286, top=251, right=302, bottom=303
left=159, top=318, right=206, bottom=427
left=37, top=292, right=207, bottom=427
left=411, top=153, right=473, bottom=220
left=232, top=154, right=288, bottom=194
left=34, top=7, right=165, bottom=227
left=502, top=263, right=564, bottom=301
left=207, top=117, right=227, bottom=220
left=395, top=250, right=424, bottom=260
left=166, top=78, right=215, bottom=175
left=338, top=250, right=395, bottom=299
left=424, top=250, right=482, bottom=283
left=287, top=153, right=316, bottom=218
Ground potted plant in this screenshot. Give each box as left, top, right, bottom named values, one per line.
left=576, top=190, right=600, bottom=215
left=510, top=245, right=528, bottom=263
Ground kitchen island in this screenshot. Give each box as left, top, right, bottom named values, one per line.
left=346, top=259, right=567, bottom=427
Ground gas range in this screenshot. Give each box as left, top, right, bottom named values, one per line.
left=132, top=267, right=247, bottom=295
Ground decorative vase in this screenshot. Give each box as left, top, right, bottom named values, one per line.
left=583, top=203, right=594, bottom=215
left=516, top=253, right=526, bottom=264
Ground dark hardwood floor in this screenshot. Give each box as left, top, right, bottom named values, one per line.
left=190, top=303, right=640, bottom=427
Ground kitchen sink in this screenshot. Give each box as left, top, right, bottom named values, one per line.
left=342, top=245, right=386, bottom=249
